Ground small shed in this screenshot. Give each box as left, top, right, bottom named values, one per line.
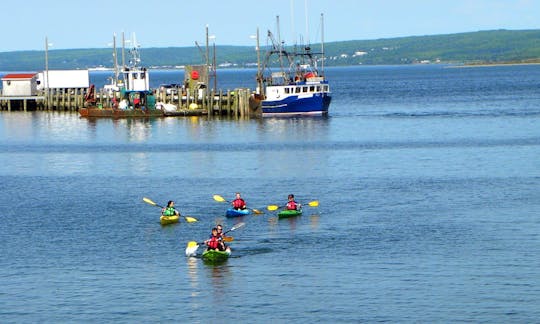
left=1, top=73, right=38, bottom=96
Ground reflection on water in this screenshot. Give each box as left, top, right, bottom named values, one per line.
left=309, top=214, right=320, bottom=230
left=112, top=119, right=154, bottom=143
left=186, top=257, right=199, bottom=296
left=205, top=261, right=232, bottom=305
left=186, top=252, right=233, bottom=306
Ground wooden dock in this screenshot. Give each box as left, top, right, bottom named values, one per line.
left=0, top=87, right=261, bottom=118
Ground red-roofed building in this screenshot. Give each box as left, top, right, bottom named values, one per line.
left=1, top=73, right=38, bottom=96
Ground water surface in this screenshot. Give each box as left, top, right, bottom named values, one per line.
left=1, top=65, right=539, bottom=322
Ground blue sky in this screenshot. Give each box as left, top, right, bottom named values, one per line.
left=3, top=0, right=540, bottom=52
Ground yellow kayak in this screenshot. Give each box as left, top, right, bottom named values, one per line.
left=160, top=215, right=179, bottom=225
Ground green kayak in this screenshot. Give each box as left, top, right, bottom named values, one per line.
left=202, top=248, right=231, bottom=263
left=277, top=209, right=303, bottom=218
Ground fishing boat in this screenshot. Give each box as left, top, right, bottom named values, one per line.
left=254, top=14, right=331, bottom=117
left=80, top=33, right=163, bottom=118
left=80, top=89, right=163, bottom=118
left=202, top=248, right=231, bottom=263
left=160, top=214, right=180, bottom=225
left=277, top=209, right=303, bottom=219
left=226, top=208, right=251, bottom=218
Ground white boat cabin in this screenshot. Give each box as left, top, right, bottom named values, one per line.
left=122, top=67, right=149, bottom=91
left=265, top=81, right=330, bottom=100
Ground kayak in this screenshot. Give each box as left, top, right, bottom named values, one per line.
left=226, top=208, right=251, bottom=218
left=202, top=248, right=231, bottom=263
left=160, top=215, right=179, bottom=225
left=277, top=209, right=302, bottom=219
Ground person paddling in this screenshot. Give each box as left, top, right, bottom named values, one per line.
left=216, top=224, right=231, bottom=249
left=286, top=194, right=301, bottom=211
left=204, top=228, right=221, bottom=251
left=231, top=192, right=247, bottom=210
left=162, top=200, right=180, bottom=217
left=205, top=227, right=229, bottom=251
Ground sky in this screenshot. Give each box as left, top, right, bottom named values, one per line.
left=2, top=0, right=540, bottom=52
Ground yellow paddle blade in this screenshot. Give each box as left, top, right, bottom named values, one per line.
left=185, top=241, right=200, bottom=256
left=143, top=197, right=157, bottom=206
left=308, top=200, right=319, bottom=207
left=187, top=241, right=199, bottom=248
left=184, top=216, right=198, bottom=223
left=213, top=194, right=226, bottom=202
left=222, top=236, right=234, bottom=242
left=267, top=205, right=279, bottom=211
left=252, top=208, right=263, bottom=214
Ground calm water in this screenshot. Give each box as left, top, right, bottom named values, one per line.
left=1, top=65, right=540, bottom=322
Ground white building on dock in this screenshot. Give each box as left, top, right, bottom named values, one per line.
left=1, top=73, right=38, bottom=96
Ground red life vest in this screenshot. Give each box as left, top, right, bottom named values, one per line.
left=208, top=236, right=219, bottom=249
left=232, top=198, right=245, bottom=209
left=287, top=201, right=298, bottom=210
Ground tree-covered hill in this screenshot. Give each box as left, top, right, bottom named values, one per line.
left=1, top=29, right=540, bottom=71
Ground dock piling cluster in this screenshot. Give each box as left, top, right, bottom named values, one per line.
left=0, top=87, right=259, bottom=117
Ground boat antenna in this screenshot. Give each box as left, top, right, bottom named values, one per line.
left=276, top=15, right=286, bottom=72
left=290, top=0, right=296, bottom=44
left=129, top=33, right=141, bottom=68
left=112, top=33, right=119, bottom=85
left=121, top=31, right=126, bottom=70
left=321, top=13, right=325, bottom=75
left=304, top=0, right=310, bottom=45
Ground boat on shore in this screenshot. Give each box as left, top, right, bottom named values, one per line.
left=254, top=14, right=331, bottom=117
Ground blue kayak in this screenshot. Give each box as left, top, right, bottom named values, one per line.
left=226, top=208, right=251, bottom=217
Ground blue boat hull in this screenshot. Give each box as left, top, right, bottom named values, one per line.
left=226, top=208, right=251, bottom=217
left=262, top=93, right=331, bottom=116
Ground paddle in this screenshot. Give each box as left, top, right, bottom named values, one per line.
left=142, top=197, right=198, bottom=223
left=267, top=200, right=319, bottom=211
left=213, top=194, right=263, bottom=214
left=185, top=222, right=246, bottom=256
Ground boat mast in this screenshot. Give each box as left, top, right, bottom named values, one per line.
left=276, top=15, right=286, bottom=72
left=129, top=33, right=141, bottom=68
left=321, top=13, right=325, bottom=75
left=304, top=0, right=309, bottom=45
left=112, top=33, right=119, bottom=85
left=121, top=32, right=126, bottom=70
left=205, top=24, right=210, bottom=92
left=255, top=27, right=263, bottom=96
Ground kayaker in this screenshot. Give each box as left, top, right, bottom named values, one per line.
left=205, top=227, right=221, bottom=251
left=162, top=200, right=180, bottom=216
left=231, top=192, right=247, bottom=210
left=286, top=194, right=301, bottom=210
left=216, top=224, right=230, bottom=250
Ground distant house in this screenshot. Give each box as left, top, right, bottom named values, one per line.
left=1, top=73, right=38, bottom=96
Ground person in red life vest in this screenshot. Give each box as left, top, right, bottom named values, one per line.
left=286, top=194, right=301, bottom=210
left=231, top=192, right=247, bottom=210
left=205, top=227, right=221, bottom=251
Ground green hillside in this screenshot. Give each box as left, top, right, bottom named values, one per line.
left=1, top=29, right=540, bottom=71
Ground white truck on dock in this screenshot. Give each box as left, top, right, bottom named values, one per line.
left=37, top=70, right=89, bottom=90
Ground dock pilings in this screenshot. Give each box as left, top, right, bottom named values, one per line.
left=0, top=87, right=259, bottom=117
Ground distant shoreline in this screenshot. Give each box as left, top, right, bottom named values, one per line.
left=456, top=61, right=540, bottom=68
